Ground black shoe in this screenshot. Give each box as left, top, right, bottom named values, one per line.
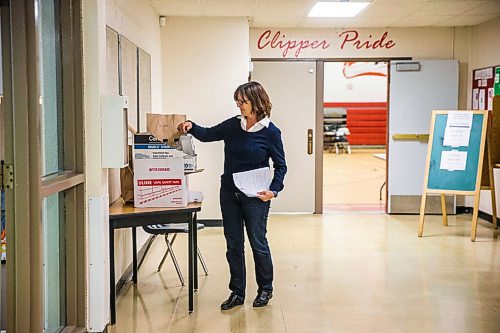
left=252, top=290, right=273, bottom=307
left=220, top=293, right=244, bottom=310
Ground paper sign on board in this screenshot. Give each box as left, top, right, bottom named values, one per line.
left=440, top=150, right=467, bottom=171
left=472, top=89, right=479, bottom=110
left=443, top=111, right=472, bottom=147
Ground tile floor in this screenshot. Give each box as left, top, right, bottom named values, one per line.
left=108, top=212, right=500, bottom=333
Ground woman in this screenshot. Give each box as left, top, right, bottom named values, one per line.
left=177, top=81, right=287, bottom=310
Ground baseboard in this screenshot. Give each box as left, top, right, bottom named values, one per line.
left=116, top=235, right=156, bottom=295
left=199, top=219, right=223, bottom=227
left=456, top=206, right=470, bottom=214
left=456, top=206, right=496, bottom=224
left=478, top=210, right=497, bottom=224
left=60, top=326, right=86, bottom=333
left=389, top=195, right=455, bottom=214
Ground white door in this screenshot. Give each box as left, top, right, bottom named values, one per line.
left=252, top=61, right=316, bottom=213
left=388, top=60, right=458, bottom=213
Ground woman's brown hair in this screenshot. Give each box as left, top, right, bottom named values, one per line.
left=234, top=81, right=272, bottom=121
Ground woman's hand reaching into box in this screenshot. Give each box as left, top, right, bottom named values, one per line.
left=177, top=121, right=193, bottom=133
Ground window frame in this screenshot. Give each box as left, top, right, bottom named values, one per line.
left=1, top=0, right=86, bottom=331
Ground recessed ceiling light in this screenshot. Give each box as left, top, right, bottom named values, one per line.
left=308, top=1, right=370, bottom=18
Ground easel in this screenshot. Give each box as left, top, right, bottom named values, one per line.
left=418, top=110, right=495, bottom=242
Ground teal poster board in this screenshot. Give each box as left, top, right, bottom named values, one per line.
left=427, top=113, right=484, bottom=191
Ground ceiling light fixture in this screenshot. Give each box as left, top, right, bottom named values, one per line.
left=308, top=1, right=370, bottom=18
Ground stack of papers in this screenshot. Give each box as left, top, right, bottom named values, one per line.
left=440, top=111, right=472, bottom=171
left=232, top=167, right=271, bottom=197
left=443, top=111, right=472, bottom=148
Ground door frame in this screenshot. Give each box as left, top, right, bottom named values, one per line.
left=252, top=57, right=410, bottom=214
left=1, top=0, right=86, bottom=331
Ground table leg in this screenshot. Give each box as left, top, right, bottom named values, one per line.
left=194, top=212, right=198, bottom=290
left=188, top=213, right=194, bottom=312
left=132, top=227, right=138, bottom=284
left=109, top=224, right=116, bottom=325
left=379, top=181, right=386, bottom=201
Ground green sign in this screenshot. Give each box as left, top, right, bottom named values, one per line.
left=495, top=67, right=500, bottom=96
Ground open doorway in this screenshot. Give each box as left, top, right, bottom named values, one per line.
left=322, top=61, right=388, bottom=213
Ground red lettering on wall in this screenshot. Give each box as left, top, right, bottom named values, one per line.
left=257, top=29, right=271, bottom=49
left=256, top=29, right=330, bottom=58
left=339, top=30, right=358, bottom=49
left=339, top=30, right=396, bottom=50
left=271, top=31, right=283, bottom=48
left=257, top=29, right=396, bottom=57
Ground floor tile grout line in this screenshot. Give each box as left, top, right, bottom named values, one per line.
left=280, top=304, right=288, bottom=333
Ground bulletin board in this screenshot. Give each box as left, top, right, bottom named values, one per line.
left=418, top=110, right=493, bottom=241
left=106, top=27, right=119, bottom=95
left=106, top=27, right=152, bottom=203
left=426, top=112, right=485, bottom=192
left=491, top=96, right=500, bottom=165
left=471, top=65, right=500, bottom=111
left=138, top=49, right=152, bottom=132
left=119, top=35, right=138, bottom=138
left=106, top=27, right=122, bottom=204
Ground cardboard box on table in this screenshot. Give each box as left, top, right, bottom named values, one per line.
left=133, top=134, right=188, bottom=208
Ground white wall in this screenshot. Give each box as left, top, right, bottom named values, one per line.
left=464, top=17, right=500, bottom=215
left=250, top=27, right=455, bottom=59
left=0, top=13, right=3, bottom=161
left=106, top=0, right=162, bottom=127
left=158, top=23, right=481, bottom=218
left=104, top=0, right=163, bottom=295
left=453, top=27, right=472, bottom=111
left=467, top=17, right=500, bottom=74
left=162, top=17, right=250, bottom=219
left=82, top=0, right=108, bottom=331
left=83, top=1, right=163, bottom=330
left=324, top=62, right=387, bottom=102
left=251, top=27, right=472, bottom=114
left=250, top=26, right=473, bottom=212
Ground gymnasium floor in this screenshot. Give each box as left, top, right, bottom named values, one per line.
left=108, top=149, right=500, bottom=332
left=323, top=148, right=386, bottom=212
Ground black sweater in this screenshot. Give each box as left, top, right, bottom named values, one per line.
left=189, top=116, right=287, bottom=194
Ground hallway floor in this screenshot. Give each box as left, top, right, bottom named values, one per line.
left=108, top=213, right=500, bottom=333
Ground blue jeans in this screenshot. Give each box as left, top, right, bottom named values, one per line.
left=220, top=186, right=273, bottom=298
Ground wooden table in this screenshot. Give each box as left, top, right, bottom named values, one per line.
left=109, top=200, right=202, bottom=324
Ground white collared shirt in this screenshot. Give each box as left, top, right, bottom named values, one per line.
left=239, top=115, right=270, bottom=132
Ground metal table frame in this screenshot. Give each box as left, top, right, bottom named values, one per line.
left=109, top=200, right=202, bottom=325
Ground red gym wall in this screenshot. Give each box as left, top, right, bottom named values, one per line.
left=324, top=102, right=387, bottom=145
left=324, top=62, right=388, bottom=146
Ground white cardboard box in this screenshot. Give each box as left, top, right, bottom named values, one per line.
left=133, top=134, right=188, bottom=208
left=188, top=190, right=203, bottom=203
left=183, top=154, right=197, bottom=171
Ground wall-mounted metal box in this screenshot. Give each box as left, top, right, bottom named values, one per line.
left=101, top=95, right=129, bottom=168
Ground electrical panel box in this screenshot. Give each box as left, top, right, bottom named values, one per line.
left=101, top=95, right=129, bottom=168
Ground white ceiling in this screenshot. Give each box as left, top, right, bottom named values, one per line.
left=148, top=0, right=500, bottom=28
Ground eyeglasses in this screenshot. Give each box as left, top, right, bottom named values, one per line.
left=235, top=99, right=250, bottom=106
